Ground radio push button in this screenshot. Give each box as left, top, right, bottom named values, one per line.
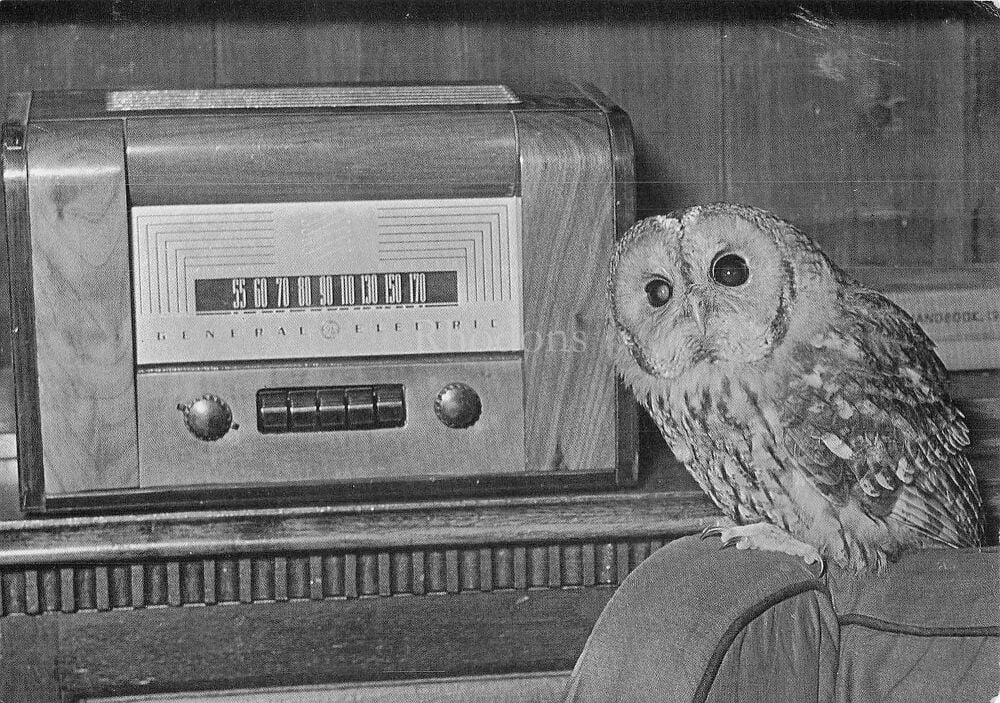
left=257, top=390, right=289, bottom=433
left=346, top=387, right=376, bottom=429
left=317, top=388, right=347, bottom=430
left=374, top=385, right=406, bottom=428
left=257, top=385, right=404, bottom=432
left=288, top=390, right=319, bottom=431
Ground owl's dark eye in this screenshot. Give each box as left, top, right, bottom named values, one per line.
left=644, top=278, right=673, bottom=308
left=711, top=253, right=750, bottom=287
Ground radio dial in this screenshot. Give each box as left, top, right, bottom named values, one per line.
left=179, top=395, right=234, bottom=441
left=434, top=383, right=482, bottom=429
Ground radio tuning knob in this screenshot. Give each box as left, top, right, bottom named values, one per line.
left=434, top=383, right=482, bottom=429
left=178, top=394, right=235, bottom=441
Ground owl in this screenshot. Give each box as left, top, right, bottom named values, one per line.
left=609, top=203, right=985, bottom=573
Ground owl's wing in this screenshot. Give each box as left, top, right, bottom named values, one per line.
left=779, top=284, right=984, bottom=549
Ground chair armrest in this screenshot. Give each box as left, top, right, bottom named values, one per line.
left=827, top=546, right=999, bottom=702
left=828, top=545, right=1000, bottom=632
left=563, top=534, right=834, bottom=703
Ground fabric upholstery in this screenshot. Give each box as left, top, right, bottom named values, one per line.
left=706, top=590, right=839, bottom=703
left=564, top=535, right=999, bottom=703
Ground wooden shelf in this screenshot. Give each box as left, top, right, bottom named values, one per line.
left=0, top=489, right=718, bottom=566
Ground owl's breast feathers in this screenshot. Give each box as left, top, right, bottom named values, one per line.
left=777, top=283, right=984, bottom=552
left=640, top=362, right=795, bottom=530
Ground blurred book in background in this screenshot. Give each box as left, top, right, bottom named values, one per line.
left=850, top=265, right=1000, bottom=372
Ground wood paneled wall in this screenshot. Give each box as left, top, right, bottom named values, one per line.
left=2, top=1, right=997, bottom=264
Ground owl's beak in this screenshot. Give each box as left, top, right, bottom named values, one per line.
left=688, top=288, right=709, bottom=335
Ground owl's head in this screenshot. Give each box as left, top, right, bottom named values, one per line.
left=609, top=203, right=835, bottom=383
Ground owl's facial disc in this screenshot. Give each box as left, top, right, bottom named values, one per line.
left=609, top=217, right=717, bottom=380
left=610, top=207, right=798, bottom=383
left=678, top=210, right=791, bottom=364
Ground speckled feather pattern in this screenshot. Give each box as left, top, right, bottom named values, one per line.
left=609, top=203, right=984, bottom=572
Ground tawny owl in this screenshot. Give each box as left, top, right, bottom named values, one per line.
left=609, top=203, right=984, bottom=573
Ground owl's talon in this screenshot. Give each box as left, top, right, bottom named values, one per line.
left=807, top=555, right=827, bottom=579
left=700, top=525, right=724, bottom=540
left=699, top=522, right=825, bottom=572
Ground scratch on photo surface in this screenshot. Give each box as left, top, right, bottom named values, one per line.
left=792, top=7, right=833, bottom=32
left=977, top=0, right=1000, bottom=16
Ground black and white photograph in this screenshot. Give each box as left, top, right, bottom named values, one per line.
left=0, top=0, right=997, bottom=700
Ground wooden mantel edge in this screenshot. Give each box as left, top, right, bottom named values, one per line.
left=0, top=490, right=721, bottom=566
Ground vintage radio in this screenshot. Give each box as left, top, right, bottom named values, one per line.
left=1, top=84, right=636, bottom=513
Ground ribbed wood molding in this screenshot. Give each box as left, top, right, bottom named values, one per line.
left=0, top=537, right=671, bottom=617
